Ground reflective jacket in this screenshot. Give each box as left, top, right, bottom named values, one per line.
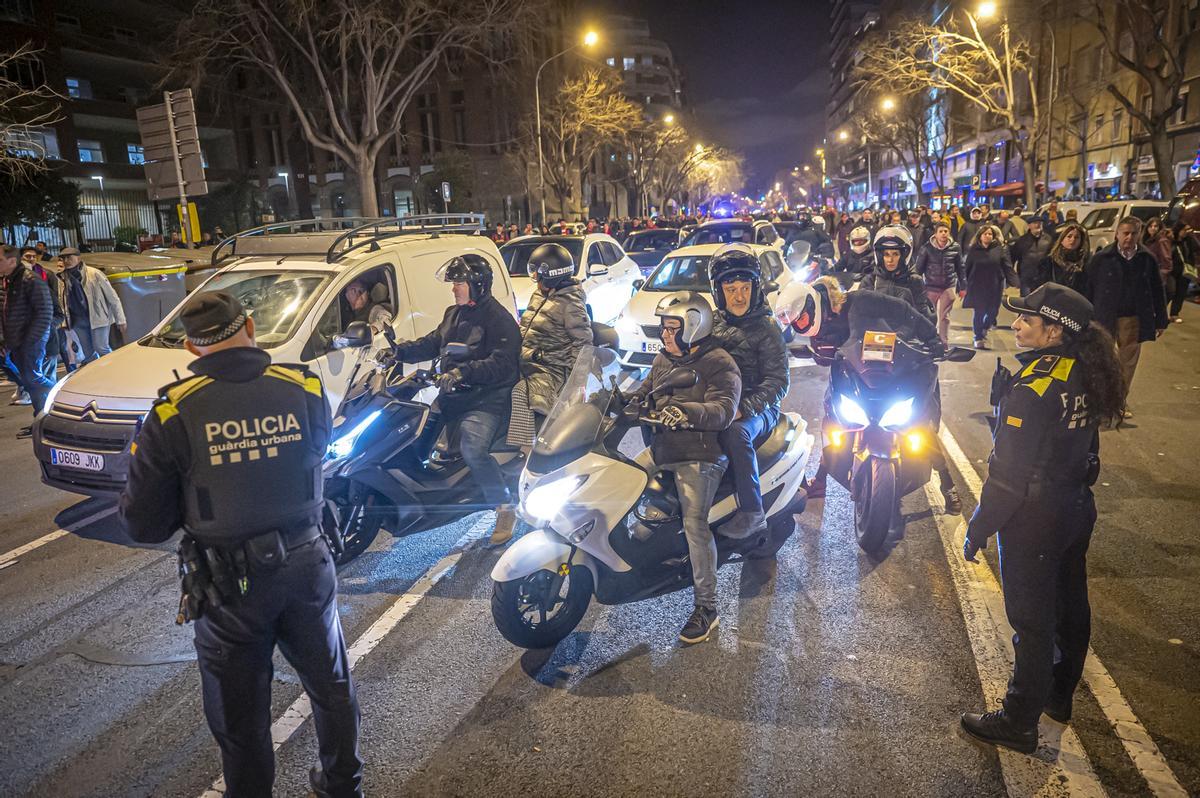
left=518, top=281, right=593, bottom=415
left=967, top=344, right=1098, bottom=545
left=120, top=348, right=330, bottom=546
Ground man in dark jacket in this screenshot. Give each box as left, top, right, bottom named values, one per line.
left=630, top=291, right=740, bottom=645
left=0, top=245, right=54, bottom=434
left=22, top=247, right=65, bottom=381
left=392, top=254, right=521, bottom=545
left=708, top=246, right=789, bottom=538
left=832, top=225, right=875, bottom=286
left=1081, top=217, right=1168, bottom=414
left=913, top=221, right=965, bottom=343
left=904, top=208, right=930, bottom=254
left=1010, top=216, right=1053, bottom=296
left=958, top=206, right=985, bottom=252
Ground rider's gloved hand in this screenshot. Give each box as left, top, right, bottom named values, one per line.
left=660, top=404, right=689, bottom=430
left=437, top=368, right=463, bottom=393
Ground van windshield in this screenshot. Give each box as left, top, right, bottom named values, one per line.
left=145, top=270, right=330, bottom=349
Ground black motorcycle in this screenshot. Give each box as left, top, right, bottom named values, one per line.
left=320, top=322, right=525, bottom=565
left=821, top=330, right=974, bottom=553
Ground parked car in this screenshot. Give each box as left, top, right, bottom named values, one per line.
left=1079, top=200, right=1168, bottom=250
left=32, top=214, right=514, bottom=497
left=679, top=219, right=783, bottom=250
left=614, top=243, right=792, bottom=369
left=1165, top=179, right=1200, bottom=230
left=499, top=233, right=642, bottom=323
left=622, top=228, right=683, bottom=274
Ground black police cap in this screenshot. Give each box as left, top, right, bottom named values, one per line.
left=1003, top=282, right=1093, bottom=335
left=180, top=290, right=248, bottom=346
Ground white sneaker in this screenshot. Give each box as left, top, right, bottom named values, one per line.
left=11, top=390, right=31, bottom=406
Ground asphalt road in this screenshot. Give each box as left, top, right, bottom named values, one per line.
left=0, top=299, right=1196, bottom=797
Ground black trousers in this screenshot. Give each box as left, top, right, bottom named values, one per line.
left=194, top=538, right=363, bottom=797
left=997, top=487, right=1096, bottom=728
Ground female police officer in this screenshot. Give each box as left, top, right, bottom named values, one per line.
left=960, top=282, right=1124, bottom=754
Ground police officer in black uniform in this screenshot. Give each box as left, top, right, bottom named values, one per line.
left=960, top=282, right=1125, bottom=754
left=119, top=291, right=363, bottom=797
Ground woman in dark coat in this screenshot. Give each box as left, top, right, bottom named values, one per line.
left=1033, top=222, right=1090, bottom=294
left=962, top=223, right=1017, bottom=349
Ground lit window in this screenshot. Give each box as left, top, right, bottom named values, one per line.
left=78, top=139, right=104, bottom=163
left=605, top=57, right=615, bottom=67
left=623, top=57, right=635, bottom=71
left=127, top=143, right=145, bottom=165
left=65, top=77, right=92, bottom=99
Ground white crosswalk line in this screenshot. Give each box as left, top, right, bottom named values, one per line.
left=0, top=506, right=116, bottom=569
left=198, top=512, right=496, bottom=798
left=938, top=424, right=1188, bottom=798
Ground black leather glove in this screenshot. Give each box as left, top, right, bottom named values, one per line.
left=963, top=528, right=987, bottom=562
left=660, top=404, right=689, bottom=430
left=437, top=368, right=463, bottom=393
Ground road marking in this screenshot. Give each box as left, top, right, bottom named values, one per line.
left=937, top=425, right=1188, bottom=798
left=199, top=512, right=496, bottom=798
left=0, top=506, right=117, bottom=569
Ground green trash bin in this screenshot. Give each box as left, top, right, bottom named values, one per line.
left=84, top=252, right=189, bottom=345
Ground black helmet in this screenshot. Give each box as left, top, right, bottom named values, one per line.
left=527, top=242, right=576, bottom=290
left=435, top=254, right=493, bottom=303
left=708, top=243, right=763, bottom=313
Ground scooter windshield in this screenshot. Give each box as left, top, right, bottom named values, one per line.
left=534, top=345, right=623, bottom=457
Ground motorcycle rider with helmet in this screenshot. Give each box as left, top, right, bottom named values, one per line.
left=628, top=291, right=741, bottom=644
left=790, top=277, right=962, bottom=513
left=708, top=244, right=789, bottom=539
left=391, top=254, right=521, bottom=547
left=859, top=225, right=937, bottom=323
left=518, top=243, right=594, bottom=421
left=790, top=210, right=836, bottom=260
left=832, top=225, right=875, bottom=286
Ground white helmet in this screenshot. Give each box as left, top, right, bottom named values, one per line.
left=872, top=224, right=913, bottom=266
left=775, top=280, right=824, bottom=338
left=812, top=215, right=827, bottom=231
left=654, top=290, right=713, bottom=349
left=849, top=226, right=871, bottom=254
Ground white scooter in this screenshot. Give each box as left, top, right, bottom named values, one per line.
left=490, top=345, right=814, bottom=649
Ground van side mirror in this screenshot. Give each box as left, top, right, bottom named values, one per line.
left=333, top=321, right=372, bottom=349
left=633, top=278, right=645, bottom=291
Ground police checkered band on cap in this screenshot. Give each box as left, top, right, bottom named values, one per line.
left=188, top=312, right=247, bottom=346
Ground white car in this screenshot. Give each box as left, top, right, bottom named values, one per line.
left=33, top=214, right=517, bottom=497
left=614, top=243, right=793, bottom=369
left=499, top=234, right=642, bottom=324
left=679, top=219, right=783, bottom=251
left=1078, top=200, right=1168, bottom=250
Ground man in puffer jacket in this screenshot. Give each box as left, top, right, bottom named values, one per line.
left=628, top=291, right=740, bottom=645
left=708, top=245, right=789, bottom=539
left=831, top=225, right=874, bottom=287
left=913, top=220, right=965, bottom=343
left=0, top=246, right=54, bottom=432
left=518, top=243, right=594, bottom=418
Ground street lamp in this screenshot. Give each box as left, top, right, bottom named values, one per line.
left=976, top=1, right=997, bottom=18
left=536, top=30, right=600, bottom=224
left=90, top=175, right=114, bottom=243
left=838, top=129, right=849, bottom=141
left=881, top=96, right=896, bottom=112
left=803, top=165, right=811, bottom=172
left=663, top=113, right=675, bottom=125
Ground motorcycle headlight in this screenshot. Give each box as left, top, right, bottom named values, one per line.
left=523, top=474, right=588, bottom=521
left=836, top=394, right=870, bottom=428
left=326, top=409, right=381, bottom=460
left=879, top=397, right=914, bottom=429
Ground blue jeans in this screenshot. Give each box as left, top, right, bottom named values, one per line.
left=661, top=461, right=725, bottom=611
left=72, top=323, right=112, bottom=361
left=5, top=338, right=54, bottom=416
left=972, top=303, right=1000, bottom=340
left=457, top=408, right=511, bottom=505
left=718, top=405, right=779, bottom=513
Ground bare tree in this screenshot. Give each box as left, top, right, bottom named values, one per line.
left=849, top=84, right=958, bottom=205
left=170, top=0, right=541, bottom=216
left=537, top=68, right=641, bottom=220
left=656, top=141, right=735, bottom=210
left=0, top=44, right=63, bottom=181
left=685, top=152, right=744, bottom=209
left=858, top=13, right=1044, bottom=207
left=1087, top=0, right=1193, bottom=199
left=621, top=119, right=688, bottom=215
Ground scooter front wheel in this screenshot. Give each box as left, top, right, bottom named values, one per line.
left=855, top=457, right=896, bottom=555
left=492, top=566, right=594, bottom=649
left=323, top=488, right=386, bottom=567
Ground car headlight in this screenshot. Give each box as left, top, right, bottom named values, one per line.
left=523, top=474, right=588, bottom=521
left=326, top=409, right=381, bottom=460
left=879, top=397, right=914, bottom=429
left=836, top=394, right=870, bottom=428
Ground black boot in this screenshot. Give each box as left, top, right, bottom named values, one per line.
left=805, top=467, right=827, bottom=499
left=960, top=709, right=1038, bottom=754
left=939, top=473, right=962, bottom=514
left=309, top=767, right=333, bottom=798
left=679, top=605, right=719, bottom=644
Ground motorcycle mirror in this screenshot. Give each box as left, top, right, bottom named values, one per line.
left=442, top=342, right=471, bottom=360
left=652, top=368, right=698, bottom=395
left=382, top=324, right=397, bottom=345
left=333, top=321, right=373, bottom=349
left=943, top=346, right=976, bottom=363
left=591, top=322, right=620, bottom=351
left=786, top=241, right=811, bottom=271
left=763, top=280, right=780, bottom=293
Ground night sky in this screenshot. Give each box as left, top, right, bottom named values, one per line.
left=595, top=0, right=831, bottom=194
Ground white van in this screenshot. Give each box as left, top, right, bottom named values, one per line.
left=1078, top=200, right=1168, bottom=250
left=32, top=215, right=516, bottom=497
